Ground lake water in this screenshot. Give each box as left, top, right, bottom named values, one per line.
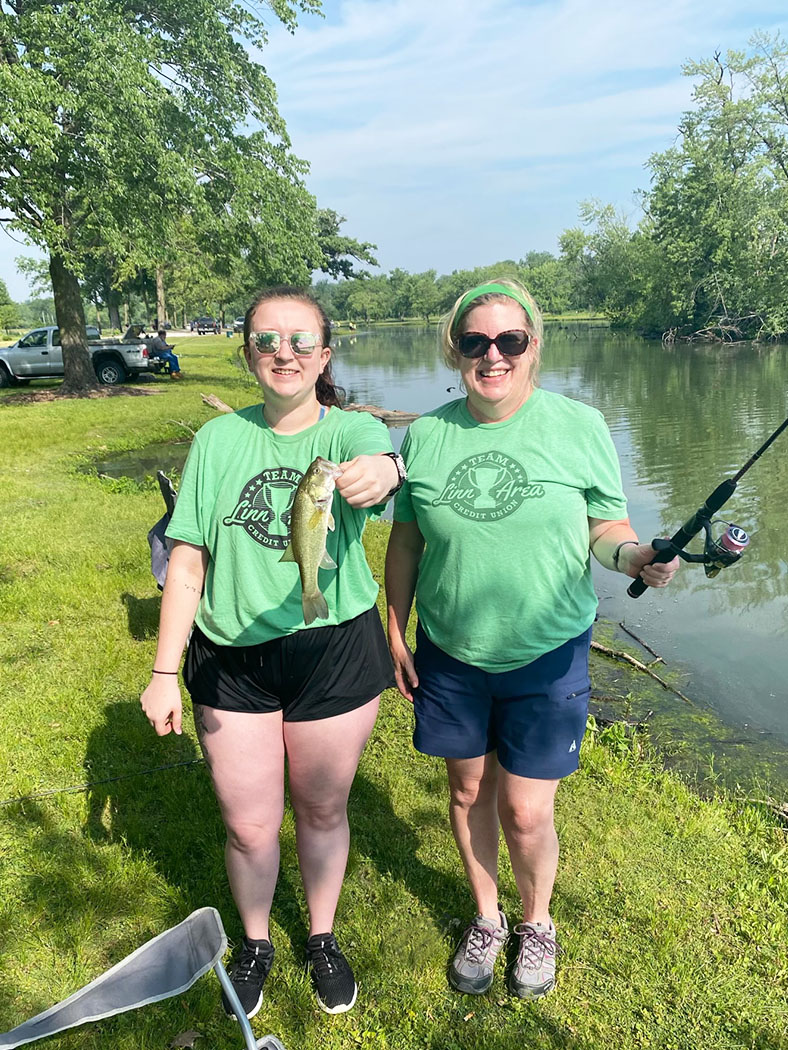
left=331, top=324, right=788, bottom=774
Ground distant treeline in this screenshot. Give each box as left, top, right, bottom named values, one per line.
left=314, top=36, right=788, bottom=343
left=310, top=254, right=587, bottom=326
left=7, top=36, right=788, bottom=344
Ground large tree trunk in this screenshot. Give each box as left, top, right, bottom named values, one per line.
left=156, top=266, right=166, bottom=328
left=105, top=281, right=122, bottom=331
left=49, top=254, right=98, bottom=394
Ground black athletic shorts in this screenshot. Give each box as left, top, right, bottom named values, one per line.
left=183, top=606, right=395, bottom=721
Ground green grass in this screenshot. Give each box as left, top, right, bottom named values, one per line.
left=0, top=339, right=786, bottom=1049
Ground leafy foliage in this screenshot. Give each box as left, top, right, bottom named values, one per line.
left=0, top=0, right=323, bottom=385
left=566, top=34, right=788, bottom=339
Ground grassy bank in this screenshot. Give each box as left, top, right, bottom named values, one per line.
left=1, top=339, right=786, bottom=1050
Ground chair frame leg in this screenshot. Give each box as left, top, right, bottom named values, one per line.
left=212, top=963, right=259, bottom=1050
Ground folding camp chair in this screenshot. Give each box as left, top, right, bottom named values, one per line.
left=147, top=470, right=178, bottom=590
left=0, top=908, right=284, bottom=1050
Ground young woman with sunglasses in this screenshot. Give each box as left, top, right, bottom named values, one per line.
left=385, top=279, right=678, bottom=1001
left=141, top=287, right=403, bottom=1018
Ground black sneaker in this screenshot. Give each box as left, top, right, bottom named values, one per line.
left=221, top=937, right=275, bottom=1020
left=305, top=932, right=358, bottom=1014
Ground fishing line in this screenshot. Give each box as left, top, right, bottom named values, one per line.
left=0, top=758, right=205, bottom=807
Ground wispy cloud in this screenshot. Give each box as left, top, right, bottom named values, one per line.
left=258, top=0, right=788, bottom=271
left=4, top=0, right=788, bottom=298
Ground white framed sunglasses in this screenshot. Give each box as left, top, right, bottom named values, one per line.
left=250, top=330, right=321, bottom=356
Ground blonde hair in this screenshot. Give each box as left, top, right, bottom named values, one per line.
left=438, top=278, right=543, bottom=380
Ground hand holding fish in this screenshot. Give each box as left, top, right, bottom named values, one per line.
left=336, top=454, right=399, bottom=508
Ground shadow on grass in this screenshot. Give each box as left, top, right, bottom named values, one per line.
left=349, top=771, right=468, bottom=928
left=81, top=701, right=230, bottom=910
left=121, top=592, right=161, bottom=641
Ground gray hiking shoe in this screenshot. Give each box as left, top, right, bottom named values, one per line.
left=508, top=921, right=559, bottom=999
left=449, top=910, right=509, bottom=993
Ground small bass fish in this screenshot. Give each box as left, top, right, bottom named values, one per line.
left=280, top=457, right=342, bottom=625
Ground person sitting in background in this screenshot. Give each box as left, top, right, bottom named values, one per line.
left=150, top=329, right=183, bottom=378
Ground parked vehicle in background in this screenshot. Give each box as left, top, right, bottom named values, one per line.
left=0, top=326, right=155, bottom=387
left=233, top=316, right=245, bottom=332
left=190, top=317, right=220, bottom=334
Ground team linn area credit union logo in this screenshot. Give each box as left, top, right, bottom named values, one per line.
left=222, top=467, right=303, bottom=550
left=432, top=451, right=545, bottom=521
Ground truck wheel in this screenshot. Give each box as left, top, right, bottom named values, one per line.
left=0, top=365, right=14, bottom=388
left=95, top=357, right=127, bottom=385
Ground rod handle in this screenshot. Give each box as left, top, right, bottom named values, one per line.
left=626, top=540, right=675, bottom=599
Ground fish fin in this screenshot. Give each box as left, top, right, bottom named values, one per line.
left=302, top=590, right=328, bottom=625
left=279, top=543, right=296, bottom=563
left=307, top=508, right=323, bottom=530
left=328, top=512, right=335, bottom=531
left=320, top=549, right=337, bottom=570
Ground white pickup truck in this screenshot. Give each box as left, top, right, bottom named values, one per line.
left=0, top=325, right=157, bottom=387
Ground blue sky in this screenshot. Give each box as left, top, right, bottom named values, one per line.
left=3, top=0, right=788, bottom=301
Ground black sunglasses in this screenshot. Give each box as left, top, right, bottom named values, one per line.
left=456, top=329, right=530, bottom=359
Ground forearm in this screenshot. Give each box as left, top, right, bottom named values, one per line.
left=588, top=517, right=639, bottom=573
left=385, top=522, right=424, bottom=650
left=152, top=541, right=207, bottom=671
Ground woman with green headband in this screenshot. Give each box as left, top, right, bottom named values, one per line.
left=385, top=278, right=678, bottom=1001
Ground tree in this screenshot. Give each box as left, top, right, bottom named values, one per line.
left=560, top=35, right=788, bottom=339
left=644, top=37, right=788, bottom=338
left=0, top=278, right=19, bottom=331
left=316, top=210, right=378, bottom=280
left=1, top=0, right=321, bottom=391
left=410, top=270, right=439, bottom=323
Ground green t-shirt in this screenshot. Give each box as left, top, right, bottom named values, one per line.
left=166, top=405, right=393, bottom=645
left=394, top=389, right=627, bottom=671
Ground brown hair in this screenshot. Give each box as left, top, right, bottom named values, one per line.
left=243, top=285, right=344, bottom=408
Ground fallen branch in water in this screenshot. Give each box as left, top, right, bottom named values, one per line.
left=618, top=622, right=663, bottom=663
left=747, top=798, right=788, bottom=824
left=591, top=641, right=693, bottom=704
left=165, top=419, right=196, bottom=436
left=344, top=403, right=420, bottom=426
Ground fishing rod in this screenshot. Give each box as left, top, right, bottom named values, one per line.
left=628, top=413, right=788, bottom=599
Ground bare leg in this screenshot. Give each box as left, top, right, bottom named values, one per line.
left=194, top=704, right=285, bottom=940
left=497, top=771, right=560, bottom=925
left=445, top=752, right=500, bottom=920
left=284, top=697, right=380, bottom=936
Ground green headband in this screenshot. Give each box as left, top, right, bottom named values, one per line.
left=452, top=283, right=536, bottom=332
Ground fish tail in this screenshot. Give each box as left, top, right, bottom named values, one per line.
left=302, top=590, right=329, bottom=626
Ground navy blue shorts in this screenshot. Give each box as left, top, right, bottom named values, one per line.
left=412, top=625, right=592, bottom=779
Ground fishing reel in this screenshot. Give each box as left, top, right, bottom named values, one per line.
left=652, top=519, right=750, bottom=579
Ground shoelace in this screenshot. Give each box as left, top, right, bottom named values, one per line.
left=309, top=940, right=346, bottom=980
left=512, top=925, right=559, bottom=970
left=463, top=923, right=496, bottom=964
left=233, top=945, right=269, bottom=982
